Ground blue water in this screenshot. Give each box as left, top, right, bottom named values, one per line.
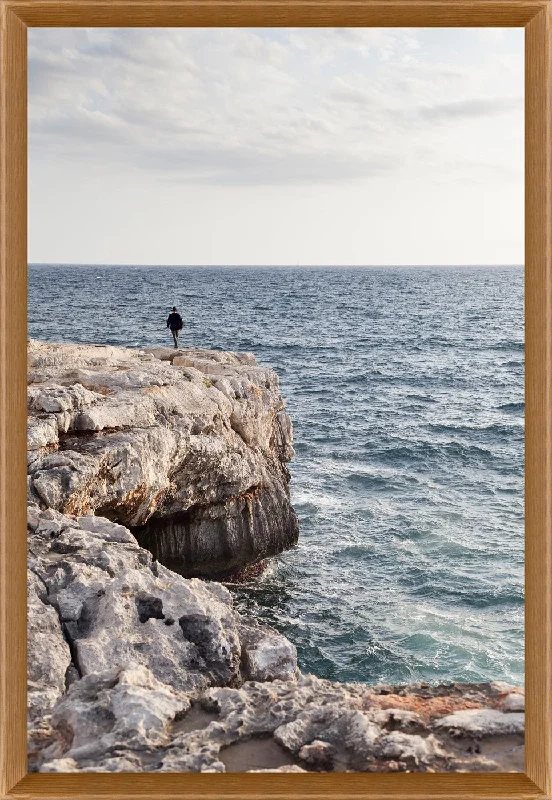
left=28, top=264, right=524, bottom=686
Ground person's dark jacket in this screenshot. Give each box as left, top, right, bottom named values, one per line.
left=167, top=312, right=183, bottom=331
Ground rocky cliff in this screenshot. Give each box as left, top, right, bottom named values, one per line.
left=27, top=340, right=298, bottom=578
left=28, top=507, right=524, bottom=775
left=27, top=341, right=525, bottom=774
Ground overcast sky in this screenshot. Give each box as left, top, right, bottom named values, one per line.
left=28, top=27, right=523, bottom=266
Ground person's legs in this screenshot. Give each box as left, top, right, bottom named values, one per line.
left=172, top=329, right=179, bottom=348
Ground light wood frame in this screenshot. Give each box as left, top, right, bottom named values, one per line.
left=0, top=1, right=549, bottom=797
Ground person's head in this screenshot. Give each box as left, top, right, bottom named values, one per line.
left=172, top=306, right=177, bottom=312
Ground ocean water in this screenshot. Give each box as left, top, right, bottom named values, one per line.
left=28, top=264, right=524, bottom=687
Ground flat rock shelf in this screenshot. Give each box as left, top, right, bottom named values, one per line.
left=26, top=341, right=524, bottom=773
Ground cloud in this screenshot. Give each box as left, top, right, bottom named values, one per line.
left=28, top=28, right=523, bottom=188
left=417, top=96, right=522, bottom=123
left=144, top=140, right=402, bottom=186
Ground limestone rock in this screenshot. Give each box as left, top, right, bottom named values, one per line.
left=248, top=765, right=308, bottom=773
left=238, top=618, right=298, bottom=683
left=298, top=740, right=337, bottom=769
left=499, top=693, right=525, bottom=712
left=39, top=666, right=191, bottom=772
left=377, top=732, right=445, bottom=766
left=29, top=592, right=526, bottom=774
left=27, top=570, right=72, bottom=725
left=28, top=508, right=299, bottom=771
left=275, top=705, right=380, bottom=771
left=27, top=340, right=299, bottom=578
left=28, top=509, right=296, bottom=696
left=433, top=708, right=525, bottom=737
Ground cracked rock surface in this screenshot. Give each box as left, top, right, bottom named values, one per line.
left=27, top=340, right=299, bottom=578
left=28, top=506, right=524, bottom=774
left=27, top=507, right=299, bottom=772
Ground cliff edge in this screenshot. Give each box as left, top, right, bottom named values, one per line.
left=27, top=340, right=299, bottom=578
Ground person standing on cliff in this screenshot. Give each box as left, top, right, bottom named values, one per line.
left=166, top=306, right=183, bottom=348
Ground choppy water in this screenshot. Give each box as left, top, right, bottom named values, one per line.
left=29, top=264, right=524, bottom=686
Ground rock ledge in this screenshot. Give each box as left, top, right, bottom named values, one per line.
left=27, top=340, right=299, bottom=578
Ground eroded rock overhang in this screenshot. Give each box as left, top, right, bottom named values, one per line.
left=27, top=340, right=299, bottom=578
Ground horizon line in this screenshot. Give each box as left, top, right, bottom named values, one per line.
left=28, top=262, right=524, bottom=268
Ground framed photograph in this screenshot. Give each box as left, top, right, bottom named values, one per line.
left=2, top=0, right=552, bottom=798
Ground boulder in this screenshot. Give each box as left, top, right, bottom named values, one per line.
left=433, top=708, right=525, bottom=737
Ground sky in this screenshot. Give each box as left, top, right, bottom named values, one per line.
left=28, top=27, right=524, bottom=266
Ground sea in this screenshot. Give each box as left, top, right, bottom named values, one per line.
left=28, top=264, right=524, bottom=687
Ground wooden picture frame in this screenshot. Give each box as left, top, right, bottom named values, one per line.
left=0, top=1, right=549, bottom=797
